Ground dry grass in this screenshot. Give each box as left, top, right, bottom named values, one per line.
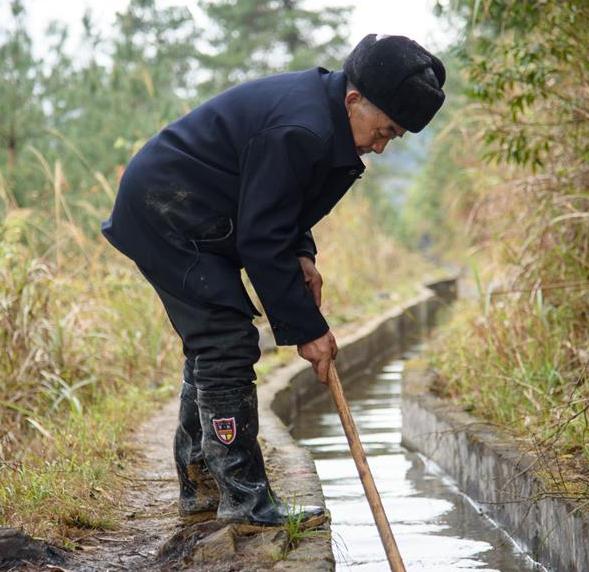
left=424, top=47, right=589, bottom=497
left=427, top=166, right=589, bottom=498
left=430, top=291, right=589, bottom=498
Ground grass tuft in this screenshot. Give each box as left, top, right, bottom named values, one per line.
left=279, top=497, right=326, bottom=559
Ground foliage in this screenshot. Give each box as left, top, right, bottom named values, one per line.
left=196, top=0, right=351, bottom=96
left=0, top=181, right=180, bottom=541
left=0, top=384, right=171, bottom=542
left=0, top=1, right=45, bottom=194
left=0, top=0, right=351, bottom=209
left=430, top=293, right=589, bottom=496
left=422, top=0, right=589, bottom=493
left=468, top=2, right=587, bottom=169
left=51, top=1, right=201, bottom=200
left=280, top=497, right=325, bottom=558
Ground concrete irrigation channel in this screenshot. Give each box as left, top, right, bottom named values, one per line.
left=262, top=276, right=555, bottom=571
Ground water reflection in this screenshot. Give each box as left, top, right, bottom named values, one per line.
left=292, top=351, right=541, bottom=571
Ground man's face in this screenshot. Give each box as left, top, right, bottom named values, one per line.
left=344, top=90, right=407, bottom=156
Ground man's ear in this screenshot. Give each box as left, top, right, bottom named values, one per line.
left=344, top=90, right=363, bottom=115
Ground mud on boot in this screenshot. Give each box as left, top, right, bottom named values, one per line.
left=175, top=381, right=219, bottom=516
left=197, top=384, right=324, bottom=526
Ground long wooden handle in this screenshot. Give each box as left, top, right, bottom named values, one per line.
left=327, top=361, right=406, bottom=572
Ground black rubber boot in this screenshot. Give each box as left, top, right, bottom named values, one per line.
left=197, top=384, right=324, bottom=526
left=174, top=381, right=219, bottom=516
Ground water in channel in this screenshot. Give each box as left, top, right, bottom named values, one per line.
left=292, top=346, right=541, bottom=571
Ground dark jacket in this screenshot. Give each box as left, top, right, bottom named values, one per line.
left=101, top=68, right=365, bottom=345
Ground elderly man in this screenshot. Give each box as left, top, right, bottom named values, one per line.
left=101, top=35, right=445, bottom=526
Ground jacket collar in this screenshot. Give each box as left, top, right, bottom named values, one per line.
left=319, top=68, right=365, bottom=171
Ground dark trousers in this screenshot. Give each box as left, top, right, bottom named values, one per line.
left=138, top=266, right=261, bottom=390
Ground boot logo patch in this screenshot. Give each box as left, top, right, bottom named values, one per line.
left=212, top=417, right=236, bottom=445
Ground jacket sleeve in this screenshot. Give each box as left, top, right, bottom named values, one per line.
left=237, top=126, right=329, bottom=346
left=295, top=230, right=317, bottom=262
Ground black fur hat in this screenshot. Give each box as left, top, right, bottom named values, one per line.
left=343, top=34, right=446, bottom=133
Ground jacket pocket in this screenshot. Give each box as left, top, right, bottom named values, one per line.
left=188, top=216, right=239, bottom=263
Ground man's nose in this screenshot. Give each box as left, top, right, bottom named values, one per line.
left=372, top=140, right=387, bottom=154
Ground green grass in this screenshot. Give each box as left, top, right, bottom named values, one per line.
left=0, top=381, right=176, bottom=543
left=278, top=497, right=326, bottom=559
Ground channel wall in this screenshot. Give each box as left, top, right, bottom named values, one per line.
left=401, top=349, right=589, bottom=571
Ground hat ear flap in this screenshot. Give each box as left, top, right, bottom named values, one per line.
left=429, top=54, right=446, bottom=89
left=390, top=69, right=445, bottom=132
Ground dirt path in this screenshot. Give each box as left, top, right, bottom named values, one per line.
left=66, top=398, right=184, bottom=570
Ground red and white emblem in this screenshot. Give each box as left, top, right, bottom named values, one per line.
left=212, top=417, right=237, bottom=445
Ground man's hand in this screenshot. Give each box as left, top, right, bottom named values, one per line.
left=298, top=256, right=323, bottom=308
left=298, top=330, right=338, bottom=384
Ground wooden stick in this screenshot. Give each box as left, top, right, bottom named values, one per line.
left=327, top=361, right=406, bottom=572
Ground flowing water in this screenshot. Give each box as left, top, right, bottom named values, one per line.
left=292, top=346, right=542, bottom=571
